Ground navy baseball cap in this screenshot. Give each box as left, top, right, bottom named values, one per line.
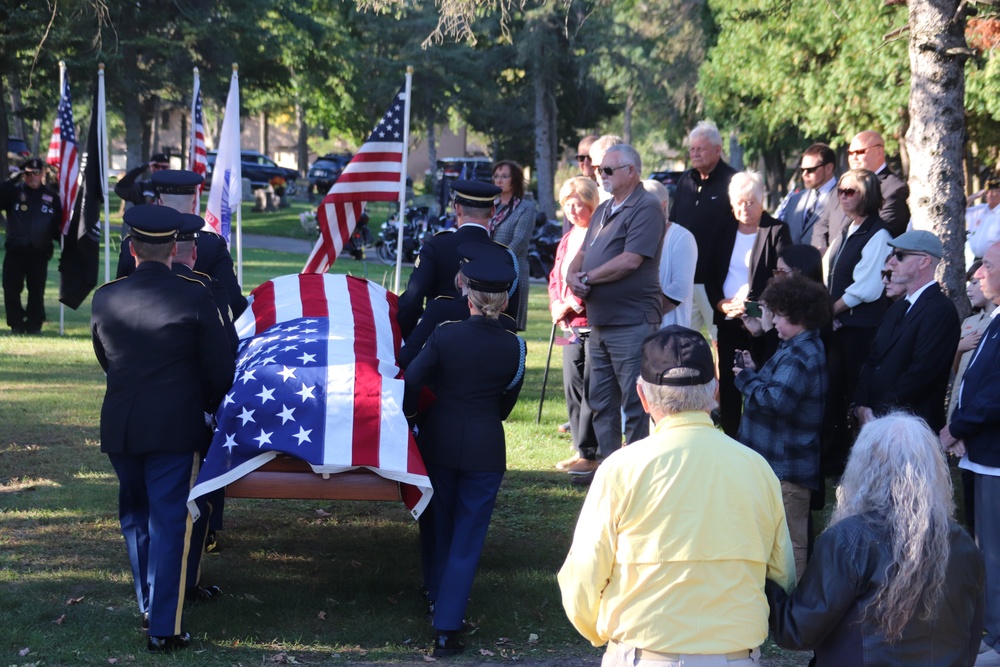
left=641, top=326, right=715, bottom=386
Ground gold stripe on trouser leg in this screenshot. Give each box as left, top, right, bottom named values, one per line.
left=172, top=454, right=200, bottom=634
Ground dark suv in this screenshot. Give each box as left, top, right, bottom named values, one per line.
left=206, top=150, right=300, bottom=194
left=308, top=153, right=353, bottom=196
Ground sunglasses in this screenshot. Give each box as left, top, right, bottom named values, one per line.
left=891, top=250, right=925, bottom=262
left=837, top=187, right=858, bottom=197
left=576, top=155, right=592, bottom=162
left=800, top=164, right=829, bottom=175
left=599, top=165, right=630, bottom=177
left=847, top=144, right=883, bottom=157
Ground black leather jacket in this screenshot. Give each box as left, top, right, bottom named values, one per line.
left=766, top=513, right=983, bottom=667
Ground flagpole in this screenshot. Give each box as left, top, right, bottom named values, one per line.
left=190, top=67, right=200, bottom=216
left=58, top=60, right=67, bottom=336
left=233, top=64, right=243, bottom=290
left=393, top=67, right=413, bottom=294
left=99, top=64, right=110, bottom=284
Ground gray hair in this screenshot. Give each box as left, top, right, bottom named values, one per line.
left=729, top=170, right=765, bottom=207
left=689, top=121, right=722, bottom=148
left=591, top=134, right=624, bottom=158
left=642, top=179, right=670, bottom=213
left=638, top=374, right=717, bottom=415
left=605, top=144, right=642, bottom=175
left=832, top=413, right=954, bottom=641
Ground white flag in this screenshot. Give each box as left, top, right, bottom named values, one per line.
left=204, top=68, right=241, bottom=244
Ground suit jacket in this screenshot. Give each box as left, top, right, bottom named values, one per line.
left=854, top=283, right=960, bottom=431
left=404, top=315, right=525, bottom=472
left=396, top=223, right=491, bottom=337
left=92, top=262, right=235, bottom=455
left=877, top=168, right=910, bottom=238
left=949, top=314, right=1000, bottom=467
left=706, top=212, right=791, bottom=325
left=781, top=185, right=836, bottom=249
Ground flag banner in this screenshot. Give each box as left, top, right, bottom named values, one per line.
left=303, top=86, right=407, bottom=273
left=188, top=273, right=431, bottom=519
left=58, top=74, right=103, bottom=309
left=51, top=75, right=80, bottom=235
left=189, top=73, right=208, bottom=209
left=204, top=69, right=241, bottom=243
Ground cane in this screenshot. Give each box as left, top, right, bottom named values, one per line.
left=537, top=322, right=557, bottom=424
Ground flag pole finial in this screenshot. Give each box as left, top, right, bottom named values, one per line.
left=407, top=65, right=414, bottom=74
left=99, top=63, right=105, bottom=71
left=232, top=63, right=239, bottom=72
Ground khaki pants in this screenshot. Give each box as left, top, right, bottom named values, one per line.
left=781, top=480, right=812, bottom=581
left=603, top=641, right=760, bottom=667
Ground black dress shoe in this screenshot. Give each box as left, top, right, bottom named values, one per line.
left=432, top=632, right=465, bottom=657
left=185, top=584, right=222, bottom=604
left=147, top=632, right=191, bottom=653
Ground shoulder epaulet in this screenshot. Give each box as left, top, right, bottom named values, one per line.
left=177, top=274, right=206, bottom=287
left=438, top=319, right=461, bottom=327
left=193, top=269, right=214, bottom=281
left=433, top=228, right=457, bottom=236
left=499, top=312, right=515, bottom=324
left=95, top=276, right=128, bottom=292
left=432, top=295, right=455, bottom=301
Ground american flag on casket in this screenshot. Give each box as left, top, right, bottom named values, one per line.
left=187, top=273, right=432, bottom=519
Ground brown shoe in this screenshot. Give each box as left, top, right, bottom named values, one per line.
left=555, top=455, right=581, bottom=471
left=566, top=458, right=600, bottom=475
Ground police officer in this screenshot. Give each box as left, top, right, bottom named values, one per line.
left=92, top=204, right=234, bottom=652
left=403, top=243, right=526, bottom=657
left=116, top=169, right=248, bottom=318
left=0, top=158, right=62, bottom=334
left=396, top=180, right=502, bottom=338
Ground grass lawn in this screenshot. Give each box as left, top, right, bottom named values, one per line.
left=0, top=236, right=812, bottom=666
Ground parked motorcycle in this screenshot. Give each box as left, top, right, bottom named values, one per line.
left=343, top=211, right=372, bottom=260
left=527, top=213, right=562, bottom=279
left=375, top=206, right=443, bottom=265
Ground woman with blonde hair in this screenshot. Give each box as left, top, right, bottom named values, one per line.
left=767, top=413, right=984, bottom=666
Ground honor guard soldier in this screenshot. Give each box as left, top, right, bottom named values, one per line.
left=396, top=180, right=502, bottom=338
left=116, top=169, right=248, bottom=318
left=92, top=204, right=235, bottom=653
left=174, top=213, right=239, bottom=353
left=0, top=158, right=62, bottom=333
left=115, top=152, right=171, bottom=207
left=404, top=243, right=526, bottom=657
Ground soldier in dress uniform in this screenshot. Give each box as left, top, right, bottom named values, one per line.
left=174, top=213, right=239, bottom=353
left=116, top=169, right=247, bottom=318
left=115, top=152, right=171, bottom=207
left=0, top=158, right=62, bottom=333
left=396, top=180, right=502, bottom=337
left=404, top=242, right=526, bottom=657
left=92, top=204, right=235, bottom=653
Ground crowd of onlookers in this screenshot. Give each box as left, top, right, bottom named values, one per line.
left=546, top=122, right=1000, bottom=666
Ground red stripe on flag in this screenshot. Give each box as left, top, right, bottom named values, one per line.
left=252, top=279, right=277, bottom=333
left=350, top=151, right=403, bottom=162
left=335, top=171, right=402, bottom=184
left=347, top=277, right=382, bottom=468
left=298, top=274, right=330, bottom=318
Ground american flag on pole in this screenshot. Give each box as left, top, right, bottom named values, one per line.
left=303, top=86, right=408, bottom=273
left=188, top=72, right=208, bottom=210
left=188, top=273, right=432, bottom=519
left=49, top=75, right=81, bottom=235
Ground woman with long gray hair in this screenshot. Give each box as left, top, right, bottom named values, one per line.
left=766, top=413, right=984, bottom=666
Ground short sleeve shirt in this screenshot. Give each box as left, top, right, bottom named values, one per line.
left=581, top=187, right=665, bottom=326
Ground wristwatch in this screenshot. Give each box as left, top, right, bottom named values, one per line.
left=580, top=273, right=589, bottom=285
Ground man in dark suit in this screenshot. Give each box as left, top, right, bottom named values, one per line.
left=853, top=230, right=959, bottom=431
left=847, top=130, right=910, bottom=237
left=941, top=240, right=1000, bottom=667
left=92, top=205, right=235, bottom=653
left=396, top=180, right=500, bottom=338
left=780, top=143, right=838, bottom=251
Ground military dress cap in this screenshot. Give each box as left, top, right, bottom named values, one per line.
left=150, top=152, right=170, bottom=165
left=640, top=325, right=715, bottom=386
left=150, top=169, right=204, bottom=195
left=451, top=180, right=501, bottom=208
left=889, top=230, right=943, bottom=259
left=21, top=158, right=44, bottom=173
left=123, top=205, right=183, bottom=244
left=176, top=214, right=206, bottom=241
left=987, top=176, right=1000, bottom=191
left=458, top=242, right=516, bottom=293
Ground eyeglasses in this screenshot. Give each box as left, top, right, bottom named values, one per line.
left=847, top=144, right=883, bottom=157
left=891, top=250, right=925, bottom=262
left=772, top=267, right=792, bottom=277
left=599, top=165, right=630, bottom=177
left=837, top=187, right=858, bottom=197
left=800, top=164, right=829, bottom=175
left=576, top=155, right=592, bottom=162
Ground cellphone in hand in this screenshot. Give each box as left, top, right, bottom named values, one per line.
left=744, top=300, right=763, bottom=318
left=734, top=351, right=745, bottom=369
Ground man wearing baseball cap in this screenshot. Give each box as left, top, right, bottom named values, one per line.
left=853, top=230, right=960, bottom=431
left=558, top=325, right=793, bottom=666
left=0, top=158, right=62, bottom=333
left=115, top=152, right=171, bottom=211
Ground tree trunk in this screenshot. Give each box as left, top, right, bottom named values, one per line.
left=623, top=89, right=634, bottom=145
left=140, top=96, right=156, bottom=164
left=426, top=97, right=438, bottom=198
left=8, top=80, right=29, bottom=142
left=761, top=146, right=786, bottom=211
left=905, top=0, right=969, bottom=315
left=180, top=112, right=187, bottom=165
left=0, top=75, right=8, bottom=178
left=533, top=34, right=557, bottom=218
left=296, top=100, right=308, bottom=175
left=122, top=46, right=144, bottom=169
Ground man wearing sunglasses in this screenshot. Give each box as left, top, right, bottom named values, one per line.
left=576, top=135, right=599, bottom=181
left=852, top=230, right=959, bottom=432
left=847, top=130, right=910, bottom=237
left=780, top=143, right=838, bottom=251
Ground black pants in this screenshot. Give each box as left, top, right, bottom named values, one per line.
left=823, top=324, right=877, bottom=475
left=562, top=336, right=598, bottom=459
left=3, top=245, right=51, bottom=331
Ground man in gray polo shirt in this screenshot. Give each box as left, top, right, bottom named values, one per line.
left=566, top=144, right=665, bottom=483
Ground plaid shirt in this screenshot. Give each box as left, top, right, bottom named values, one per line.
left=734, top=329, right=827, bottom=490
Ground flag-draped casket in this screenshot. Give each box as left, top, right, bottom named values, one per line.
left=187, top=274, right=432, bottom=519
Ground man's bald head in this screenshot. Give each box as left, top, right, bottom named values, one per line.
left=848, top=130, right=886, bottom=172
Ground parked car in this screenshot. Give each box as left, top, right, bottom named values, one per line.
left=308, top=153, right=353, bottom=196
left=206, top=150, right=300, bottom=194
left=649, top=170, right=684, bottom=202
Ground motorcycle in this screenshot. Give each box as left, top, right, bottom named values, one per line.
left=343, top=211, right=372, bottom=260
left=528, top=213, right=563, bottom=279
left=375, top=206, right=443, bottom=265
